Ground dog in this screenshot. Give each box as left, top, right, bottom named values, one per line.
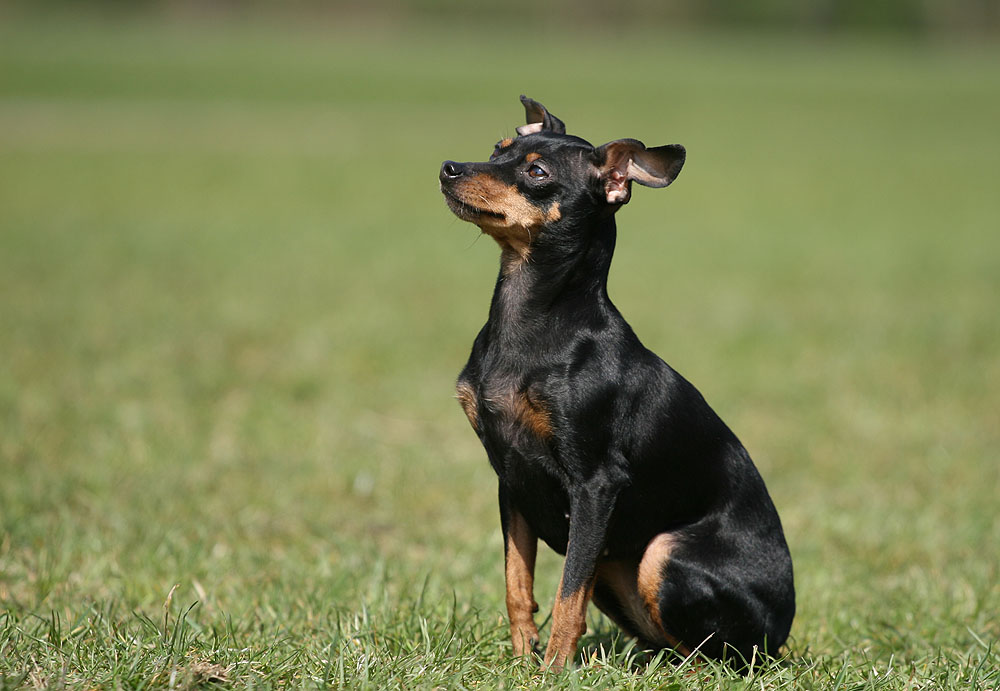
left=439, top=96, right=794, bottom=671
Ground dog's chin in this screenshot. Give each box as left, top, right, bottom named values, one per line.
left=442, top=188, right=506, bottom=225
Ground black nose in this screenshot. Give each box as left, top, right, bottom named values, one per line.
left=440, top=160, right=464, bottom=180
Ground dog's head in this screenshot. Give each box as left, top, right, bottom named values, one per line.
left=440, top=96, right=685, bottom=266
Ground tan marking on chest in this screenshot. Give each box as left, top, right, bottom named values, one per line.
left=491, top=389, right=553, bottom=439
left=455, top=381, right=479, bottom=431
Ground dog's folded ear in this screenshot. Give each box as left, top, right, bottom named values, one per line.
left=595, top=139, right=686, bottom=204
left=517, top=95, right=566, bottom=136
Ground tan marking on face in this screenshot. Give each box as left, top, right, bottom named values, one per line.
left=499, top=137, right=514, bottom=149
left=545, top=202, right=561, bottom=222
left=525, top=152, right=542, bottom=163
left=505, top=511, right=539, bottom=656
left=444, top=173, right=558, bottom=271
left=499, top=204, right=559, bottom=276
left=455, top=381, right=478, bottom=431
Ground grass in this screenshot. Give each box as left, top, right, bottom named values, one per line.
left=1, top=13, right=999, bottom=689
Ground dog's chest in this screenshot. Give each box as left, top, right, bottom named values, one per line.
left=456, top=376, right=554, bottom=450
left=456, top=372, right=573, bottom=551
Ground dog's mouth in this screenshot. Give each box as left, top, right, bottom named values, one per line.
left=441, top=185, right=506, bottom=223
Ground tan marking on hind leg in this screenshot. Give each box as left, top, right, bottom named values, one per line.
left=595, top=559, right=671, bottom=646
left=591, top=535, right=691, bottom=655
left=636, top=533, right=691, bottom=655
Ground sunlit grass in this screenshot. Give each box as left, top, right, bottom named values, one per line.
left=1, top=15, right=998, bottom=689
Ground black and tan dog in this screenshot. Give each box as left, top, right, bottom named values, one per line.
left=440, top=96, right=794, bottom=671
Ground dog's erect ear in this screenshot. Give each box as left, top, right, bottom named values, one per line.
left=595, top=139, right=686, bottom=205
left=517, top=95, right=566, bottom=136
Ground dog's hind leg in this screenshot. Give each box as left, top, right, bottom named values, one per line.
left=592, top=534, right=691, bottom=656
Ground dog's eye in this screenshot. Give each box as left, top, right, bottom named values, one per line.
left=527, top=163, right=548, bottom=179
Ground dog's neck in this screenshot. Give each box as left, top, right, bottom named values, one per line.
left=484, top=216, right=619, bottom=349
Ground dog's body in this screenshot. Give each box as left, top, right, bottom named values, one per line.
left=440, top=97, right=794, bottom=670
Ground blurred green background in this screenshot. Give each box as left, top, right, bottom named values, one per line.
left=1, top=2, right=998, bottom=688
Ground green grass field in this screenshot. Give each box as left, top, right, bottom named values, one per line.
left=1, top=15, right=998, bottom=689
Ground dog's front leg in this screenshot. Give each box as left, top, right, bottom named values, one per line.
left=500, top=487, right=539, bottom=657
left=544, top=481, right=621, bottom=671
